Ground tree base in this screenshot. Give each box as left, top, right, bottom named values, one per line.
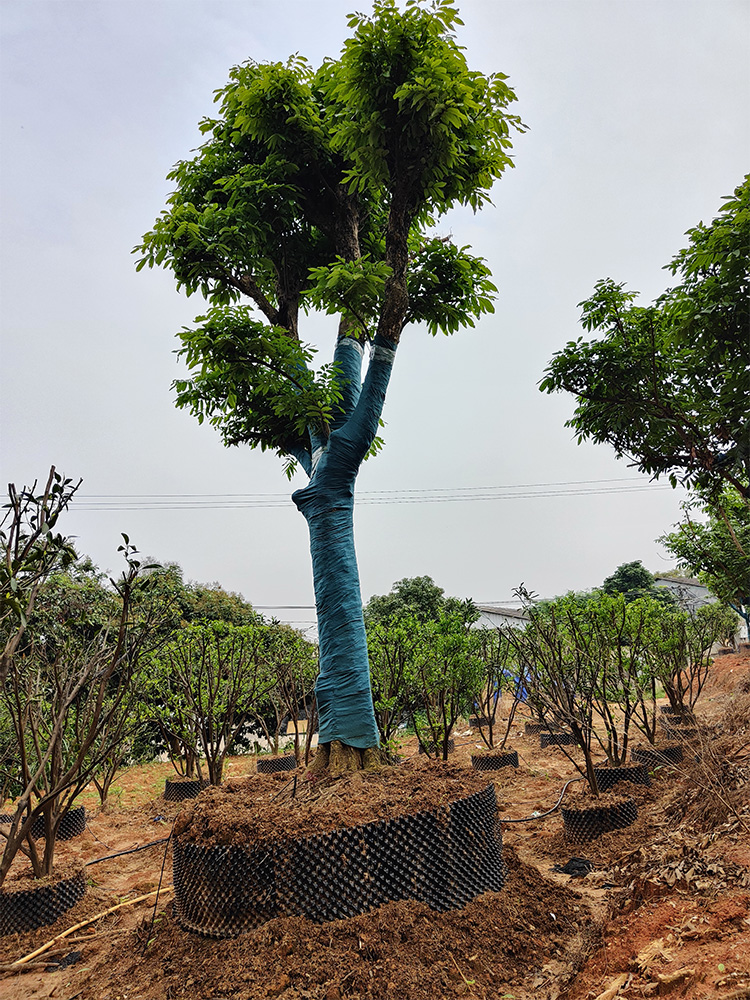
left=172, top=765, right=504, bottom=936
left=0, top=867, right=86, bottom=936
left=305, top=741, right=389, bottom=781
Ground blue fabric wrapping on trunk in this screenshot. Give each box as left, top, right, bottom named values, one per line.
left=292, top=335, right=396, bottom=748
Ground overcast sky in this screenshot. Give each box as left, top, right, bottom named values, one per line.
left=1, top=0, right=748, bottom=633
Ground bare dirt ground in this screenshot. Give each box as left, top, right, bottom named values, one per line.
left=1, top=647, right=748, bottom=1000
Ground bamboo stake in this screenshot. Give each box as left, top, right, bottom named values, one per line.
left=10, top=886, right=174, bottom=968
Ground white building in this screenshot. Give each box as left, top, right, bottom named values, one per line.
left=473, top=605, right=530, bottom=631
left=653, top=575, right=716, bottom=613
left=653, top=574, right=748, bottom=641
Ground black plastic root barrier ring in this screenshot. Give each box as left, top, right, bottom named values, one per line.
left=664, top=727, right=699, bottom=741
left=592, top=764, right=651, bottom=792
left=173, top=783, right=505, bottom=938
left=471, top=751, right=519, bottom=771
left=256, top=755, right=298, bottom=774
left=631, top=745, right=684, bottom=766
left=1, top=807, right=87, bottom=842
left=561, top=798, right=638, bottom=843
left=0, top=868, right=86, bottom=937
left=164, top=779, right=210, bottom=802
left=659, top=715, right=687, bottom=727
left=540, top=732, right=577, bottom=748
left=418, top=739, right=455, bottom=755
left=659, top=706, right=691, bottom=718
left=30, top=806, right=86, bottom=842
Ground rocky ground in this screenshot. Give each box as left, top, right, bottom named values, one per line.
left=0, top=647, right=748, bottom=1000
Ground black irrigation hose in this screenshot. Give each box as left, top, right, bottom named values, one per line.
left=499, top=776, right=584, bottom=823
left=87, top=837, right=172, bottom=866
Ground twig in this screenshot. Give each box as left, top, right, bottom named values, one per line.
left=140, top=820, right=174, bottom=955
left=0, top=947, right=71, bottom=973
left=450, top=954, right=486, bottom=999
left=11, top=887, right=174, bottom=967
left=0, top=959, right=54, bottom=972
left=65, top=927, right=129, bottom=943
left=450, top=954, right=475, bottom=986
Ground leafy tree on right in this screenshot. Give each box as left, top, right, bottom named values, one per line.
left=540, top=177, right=750, bottom=504
left=660, top=488, right=750, bottom=639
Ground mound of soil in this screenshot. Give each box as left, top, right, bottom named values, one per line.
left=104, top=846, right=590, bottom=1000
left=174, top=759, right=491, bottom=847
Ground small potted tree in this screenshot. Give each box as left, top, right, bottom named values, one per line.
left=411, top=609, right=484, bottom=761
left=1, top=515, right=162, bottom=933
left=367, top=617, right=418, bottom=761
left=631, top=602, right=736, bottom=767
left=147, top=619, right=279, bottom=796
left=506, top=592, right=640, bottom=842
left=252, top=622, right=317, bottom=772
left=470, top=630, right=525, bottom=771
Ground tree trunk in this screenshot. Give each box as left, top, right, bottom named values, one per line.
left=294, top=490, right=378, bottom=748
left=208, top=755, right=224, bottom=785
left=0, top=813, right=39, bottom=887
left=293, top=335, right=397, bottom=749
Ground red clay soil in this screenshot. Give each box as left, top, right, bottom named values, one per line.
left=0, top=647, right=748, bottom=1000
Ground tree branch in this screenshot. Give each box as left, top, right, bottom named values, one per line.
left=226, top=272, right=277, bottom=324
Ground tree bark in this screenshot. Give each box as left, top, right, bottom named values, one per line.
left=293, top=335, right=396, bottom=748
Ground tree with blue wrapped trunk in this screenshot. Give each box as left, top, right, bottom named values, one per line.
left=136, top=0, right=523, bottom=773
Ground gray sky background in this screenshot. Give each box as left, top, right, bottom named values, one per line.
left=1, top=0, right=748, bottom=632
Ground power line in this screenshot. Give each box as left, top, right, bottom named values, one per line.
left=73, top=477, right=673, bottom=511
left=78, top=477, right=641, bottom=499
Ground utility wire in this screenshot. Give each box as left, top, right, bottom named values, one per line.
left=74, top=478, right=672, bottom=511
left=79, top=477, right=640, bottom=498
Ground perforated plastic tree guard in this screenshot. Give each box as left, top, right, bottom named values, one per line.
left=524, top=722, right=545, bottom=735
left=173, top=783, right=504, bottom=938
left=256, top=755, right=297, bottom=774
left=561, top=797, right=637, bottom=843
left=540, top=732, right=577, bottom=748
left=631, top=745, right=684, bottom=766
left=30, top=806, right=86, bottom=841
left=592, top=764, right=650, bottom=792
left=471, top=751, right=519, bottom=771
left=0, top=806, right=89, bottom=842
left=674, top=727, right=699, bottom=740
left=659, top=706, right=689, bottom=718
left=164, top=779, right=210, bottom=802
left=0, top=808, right=87, bottom=842
left=0, top=868, right=86, bottom=936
